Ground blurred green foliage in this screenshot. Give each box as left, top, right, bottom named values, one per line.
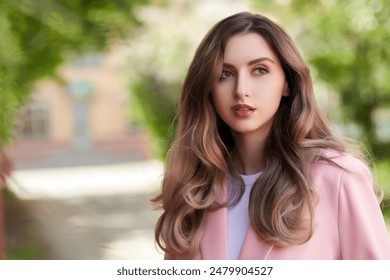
left=0, top=0, right=150, bottom=145
left=130, top=74, right=179, bottom=158
left=376, top=159, right=390, bottom=201
left=125, top=2, right=201, bottom=159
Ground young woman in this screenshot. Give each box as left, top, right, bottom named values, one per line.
left=152, top=12, right=390, bottom=259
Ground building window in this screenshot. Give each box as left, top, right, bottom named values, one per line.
left=17, top=101, right=50, bottom=140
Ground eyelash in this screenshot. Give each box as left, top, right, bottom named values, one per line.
left=220, top=67, right=268, bottom=80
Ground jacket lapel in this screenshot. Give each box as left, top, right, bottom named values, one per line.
left=238, top=226, right=274, bottom=260
left=199, top=206, right=228, bottom=259
left=199, top=186, right=228, bottom=259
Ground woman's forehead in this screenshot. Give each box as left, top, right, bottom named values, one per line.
left=222, top=32, right=279, bottom=65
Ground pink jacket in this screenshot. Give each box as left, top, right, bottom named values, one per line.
left=166, top=151, right=390, bottom=259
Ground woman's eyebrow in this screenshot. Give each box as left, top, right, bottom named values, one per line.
left=223, top=57, right=275, bottom=68
left=248, top=57, right=275, bottom=65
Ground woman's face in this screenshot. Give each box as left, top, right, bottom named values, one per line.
left=212, top=32, right=288, bottom=138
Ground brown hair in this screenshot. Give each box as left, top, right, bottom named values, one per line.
left=152, top=12, right=345, bottom=258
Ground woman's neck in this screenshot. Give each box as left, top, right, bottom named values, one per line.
left=231, top=130, right=268, bottom=175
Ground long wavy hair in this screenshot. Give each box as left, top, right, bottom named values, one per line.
left=152, top=12, right=346, bottom=258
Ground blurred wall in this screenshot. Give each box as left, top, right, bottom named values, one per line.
left=6, top=45, right=150, bottom=163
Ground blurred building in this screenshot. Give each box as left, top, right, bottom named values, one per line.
left=6, top=47, right=152, bottom=166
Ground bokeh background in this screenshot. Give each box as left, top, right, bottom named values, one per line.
left=0, top=0, right=389, bottom=259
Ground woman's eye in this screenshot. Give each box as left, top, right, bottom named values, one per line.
left=220, top=70, right=234, bottom=79
left=253, top=67, right=268, bottom=75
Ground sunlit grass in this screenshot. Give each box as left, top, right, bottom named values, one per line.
left=6, top=243, right=42, bottom=260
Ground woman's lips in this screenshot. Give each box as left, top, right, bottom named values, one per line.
left=231, top=104, right=256, bottom=117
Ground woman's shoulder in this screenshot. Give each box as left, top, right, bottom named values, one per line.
left=311, top=149, right=371, bottom=180
left=310, top=149, right=375, bottom=203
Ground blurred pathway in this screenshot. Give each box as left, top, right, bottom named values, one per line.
left=7, top=159, right=165, bottom=260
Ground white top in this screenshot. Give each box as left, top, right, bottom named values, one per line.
left=227, top=172, right=262, bottom=260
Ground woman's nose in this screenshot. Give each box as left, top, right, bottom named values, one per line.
left=235, top=73, right=250, bottom=99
